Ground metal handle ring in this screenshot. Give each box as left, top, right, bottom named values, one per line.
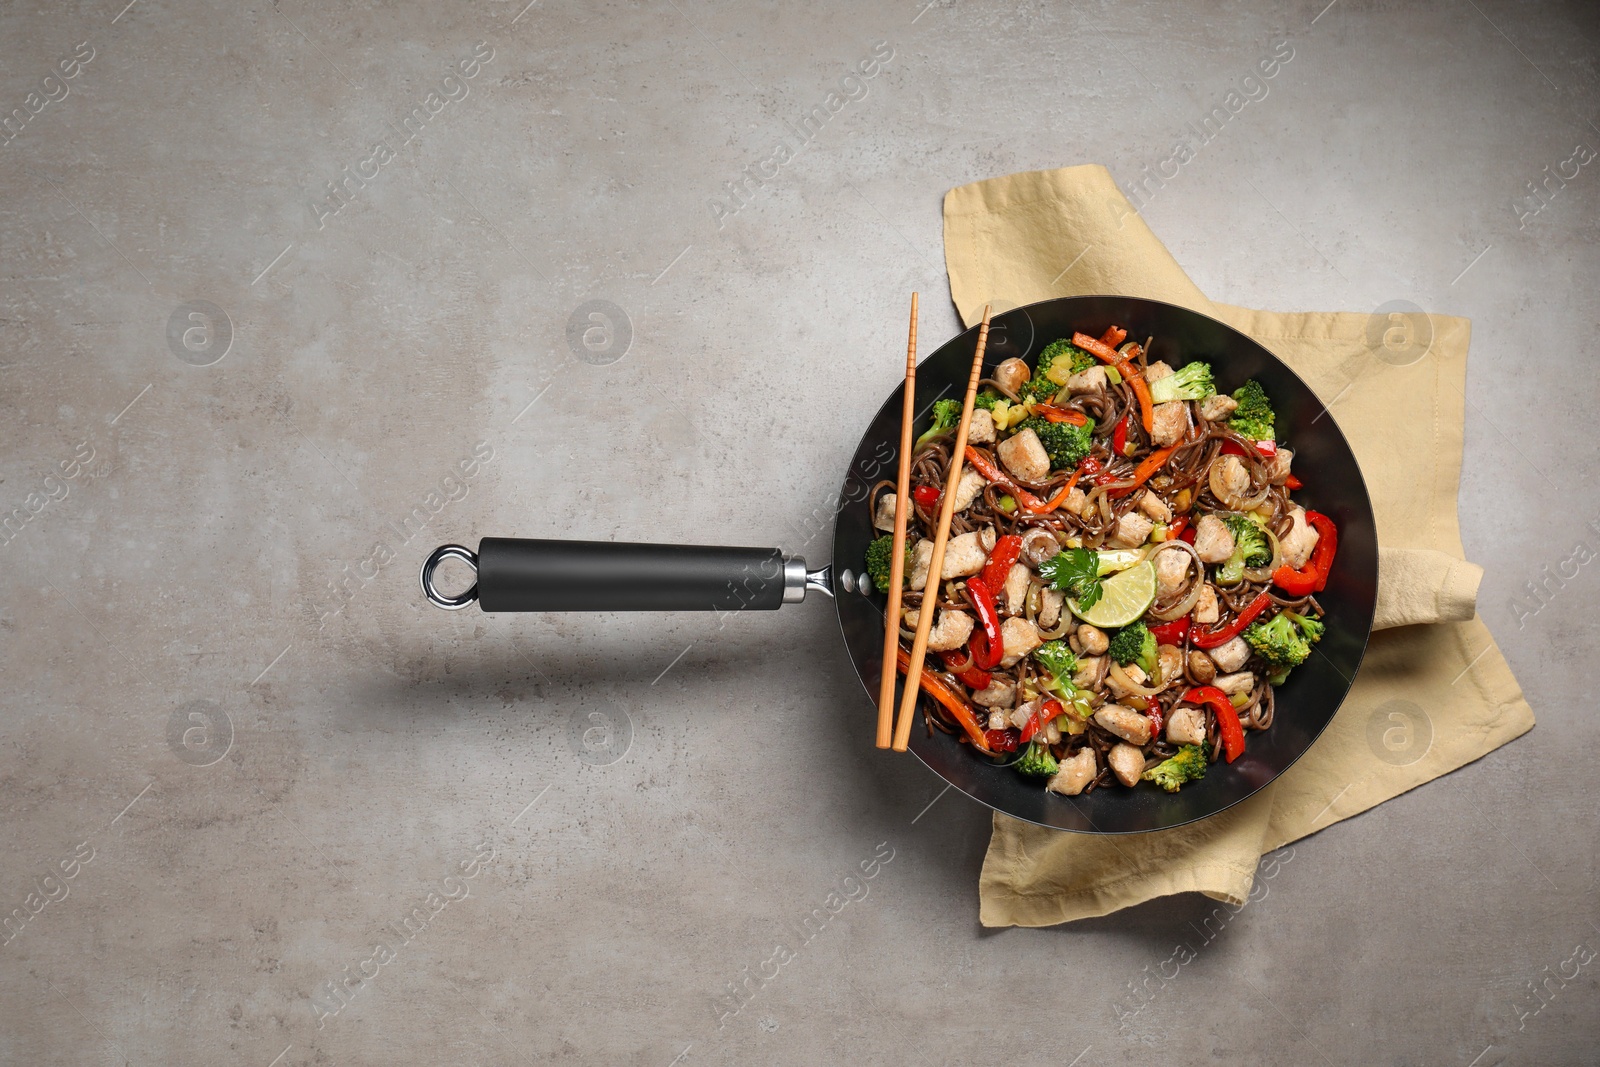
left=421, top=544, right=479, bottom=610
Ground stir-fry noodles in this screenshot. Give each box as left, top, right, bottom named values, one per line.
left=867, top=326, right=1338, bottom=795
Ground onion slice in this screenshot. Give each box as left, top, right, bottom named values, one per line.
left=1147, top=540, right=1205, bottom=621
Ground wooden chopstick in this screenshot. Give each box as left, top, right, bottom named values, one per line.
left=876, top=293, right=919, bottom=749
left=892, top=304, right=993, bottom=753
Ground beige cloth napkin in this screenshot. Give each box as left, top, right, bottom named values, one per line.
left=943, top=165, right=1536, bottom=926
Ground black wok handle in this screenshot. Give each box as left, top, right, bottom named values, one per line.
left=421, top=538, right=833, bottom=612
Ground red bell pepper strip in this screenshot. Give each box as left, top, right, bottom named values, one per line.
left=1149, top=616, right=1191, bottom=646
left=1030, top=403, right=1089, bottom=426
left=983, top=728, right=1020, bottom=753
left=1074, top=331, right=1154, bottom=433
left=1180, top=521, right=1197, bottom=545
left=1146, top=703, right=1164, bottom=743
left=912, top=484, right=940, bottom=509
left=1272, top=511, right=1339, bottom=595
left=964, top=575, right=1005, bottom=668
left=1284, top=474, right=1303, bottom=490
left=1111, top=414, right=1131, bottom=457
left=1220, top=439, right=1277, bottom=459
left=980, top=534, right=1023, bottom=591
left=1017, top=699, right=1063, bottom=745
left=1182, top=685, right=1245, bottom=762
left=1164, top=516, right=1189, bottom=543
left=1192, top=590, right=1273, bottom=649
left=1108, top=443, right=1179, bottom=498
left=967, top=629, right=1000, bottom=671
left=936, top=649, right=991, bottom=691
left=897, top=646, right=993, bottom=754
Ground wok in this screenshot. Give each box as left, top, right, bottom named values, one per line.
left=423, top=296, right=1378, bottom=833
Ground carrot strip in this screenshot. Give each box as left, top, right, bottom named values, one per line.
left=1073, top=331, right=1153, bottom=434
left=1108, top=443, right=1179, bottom=499
left=1030, top=403, right=1089, bottom=426
left=964, top=446, right=1047, bottom=510
left=896, top=646, right=994, bottom=753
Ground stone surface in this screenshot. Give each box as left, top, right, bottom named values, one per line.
left=2, top=1, right=1597, bottom=1064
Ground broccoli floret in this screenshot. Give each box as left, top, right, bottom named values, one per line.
left=1033, top=640, right=1078, bottom=681
left=1147, top=361, right=1216, bottom=405
left=974, top=391, right=1001, bottom=411
left=1020, top=416, right=1094, bottom=469
left=864, top=535, right=911, bottom=593
left=1107, top=620, right=1157, bottom=675
left=1022, top=340, right=1094, bottom=402
left=1228, top=379, right=1276, bottom=442
left=1033, top=641, right=1080, bottom=705
left=1242, top=610, right=1324, bottom=669
left=1214, top=513, right=1272, bottom=585
left=1014, top=740, right=1060, bottom=777
left=915, top=398, right=962, bottom=448
left=1142, top=744, right=1208, bottom=792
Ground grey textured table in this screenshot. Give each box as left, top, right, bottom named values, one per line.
left=3, top=1, right=1596, bottom=1064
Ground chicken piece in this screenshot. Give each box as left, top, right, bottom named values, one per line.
left=925, top=610, right=975, bottom=652
left=1038, top=588, right=1065, bottom=630
left=1001, top=562, right=1031, bottom=615
left=1188, top=649, right=1216, bottom=683
left=1209, top=635, right=1252, bottom=673
left=1280, top=505, right=1320, bottom=569
left=998, top=617, right=1044, bottom=667
left=939, top=531, right=988, bottom=579
left=1047, top=747, right=1098, bottom=796
left=872, top=492, right=898, bottom=532
left=950, top=468, right=988, bottom=513
left=997, top=426, right=1051, bottom=483
left=1020, top=528, right=1061, bottom=569
left=1192, top=513, right=1236, bottom=564
left=1008, top=700, right=1041, bottom=731
left=1199, top=393, right=1238, bottom=421
left=1095, top=704, right=1153, bottom=744
left=967, top=408, right=996, bottom=445
left=1156, top=643, right=1184, bottom=688
left=1073, top=655, right=1108, bottom=689
left=1108, top=743, right=1147, bottom=787
left=993, top=357, right=1031, bottom=395
left=1041, top=717, right=1063, bottom=745
left=1213, top=671, right=1255, bottom=696
left=1065, top=365, right=1107, bottom=395
left=1139, top=490, right=1172, bottom=523
left=1064, top=487, right=1090, bottom=519
left=1105, top=662, right=1151, bottom=700
left=972, top=676, right=1017, bottom=708
left=1209, top=454, right=1250, bottom=506
left=1165, top=705, right=1207, bottom=747
left=986, top=709, right=1008, bottom=731
left=1149, top=400, right=1189, bottom=447
left=1155, top=545, right=1190, bottom=597
left=1143, top=360, right=1173, bottom=380
left=1193, top=583, right=1220, bottom=625
left=1264, top=446, right=1293, bottom=486
left=1077, top=624, right=1109, bottom=656
left=908, top=539, right=933, bottom=591
left=1109, top=511, right=1154, bottom=548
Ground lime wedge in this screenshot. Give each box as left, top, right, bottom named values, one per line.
left=1069, top=560, right=1157, bottom=628
left=1094, top=549, right=1144, bottom=576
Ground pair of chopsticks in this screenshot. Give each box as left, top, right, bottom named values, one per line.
left=875, top=297, right=994, bottom=752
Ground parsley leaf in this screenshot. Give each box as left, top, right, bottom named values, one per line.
left=1039, top=548, right=1104, bottom=610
